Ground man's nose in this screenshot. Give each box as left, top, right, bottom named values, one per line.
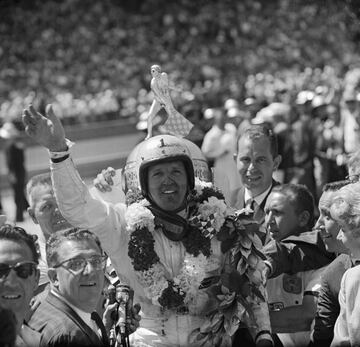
left=5, top=268, right=19, bottom=281
left=162, top=173, right=175, bottom=183
left=265, top=212, right=274, bottom=226
left=314, top=217, right=324, bottom=230
left=82, top=261, right=97, bottom=275
left=247, top=161, right=256, bottom=171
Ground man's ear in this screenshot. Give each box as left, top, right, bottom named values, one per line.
left=273, top=155, right=282, bottom=171
left=48, top=268, right=59, bottom=288
left=298, top=210, right=310, bottom=228
left=27, top=207, right=38, bottom=225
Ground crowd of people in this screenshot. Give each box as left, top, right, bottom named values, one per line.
left=2, top=2, right=360, bottom=346
left=1, top=0, right=359, bottom=125
left=0, top=81, right=360, bottom=346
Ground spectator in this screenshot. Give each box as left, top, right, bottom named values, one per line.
left=341, top=90, right=360, bottom=155
left=26, top=172, right=74, bottom=294
left=262, top=184, right=325, bottom=345
left=201, top=108, right=241, bottom=203
left=263, top=184, right=334, bottom=280
left=0, top=224, right=41, bottom=347
left=315, top=103, right=346, bottom=185
left=0, top=121, right=29, bottom=222
left=23, top=104, right=273, bottom=346
left=28, top=227, right=140, bottom=347
left=288, top=101, right=317, bottom=199
left=310, top=181, right=352, bottom=347
left=230, top=123, right=282, bottom=244
left=329, top=182, right=360, bottom=347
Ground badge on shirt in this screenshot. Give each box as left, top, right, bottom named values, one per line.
left=283, top=274, right=302, bottom=294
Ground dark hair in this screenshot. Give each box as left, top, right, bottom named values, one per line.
left=323, top=180, right=351, bottom=192
left=0, top=224, right=39, bottom=263
left=26, top=172, right=52, bottom=207
left=272, top=183, right=315, bottom=229
left=46, top=228, right=103, bottom=267
left=237, top=123, right=278, bottom=158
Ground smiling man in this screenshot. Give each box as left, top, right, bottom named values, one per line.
left=28, top=228, right=110, bottom=347
left=230, top=124, right=282, bottom=244
left=0, top=224, right=41, bottom=347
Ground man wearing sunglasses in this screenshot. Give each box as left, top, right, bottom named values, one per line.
left=0, top=223, right=41, bottom=347
left=28, top=227, right=125, bottom=346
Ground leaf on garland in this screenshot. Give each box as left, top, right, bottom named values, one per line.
left=236, top=257, right=248, bottom=275
left=246, top=231, right=263, bottom=248
left=250, top=284, right=266, bottom=302
left=188, top=328, right=209, bottom=346
left=251, top=244, right=267, bottom=260
left=210, top=313, right=224, bottom=333
left=200, top=319, right=213, bottom=333
left=239, top=234, right=252, bottom=249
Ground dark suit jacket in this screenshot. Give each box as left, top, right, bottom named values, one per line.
left=229, top=180, right=280, bottom=244
left=229, top=179, right=280, bottom=224
left=28, top=291, right=108, bottom=347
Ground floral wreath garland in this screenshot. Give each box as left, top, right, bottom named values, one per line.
left=125, top=178, right=227, bottom=311
left=125, top=177, right=267, bottom=323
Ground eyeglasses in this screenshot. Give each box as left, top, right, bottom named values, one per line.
left=0, top=262, right=38, bottom=279
left=53, top=255, right=107, bottom=273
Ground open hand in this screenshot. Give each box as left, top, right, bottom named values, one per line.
left=22, top=104, right=67, bottom=151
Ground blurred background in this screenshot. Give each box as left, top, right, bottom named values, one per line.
left=1, top=0, right=360, bottom=222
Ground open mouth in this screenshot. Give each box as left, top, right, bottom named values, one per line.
left=163, top=190, right=175, bottom=194
left=52, top=218, right=72, bottom=231
left=246, top=175, right=261, bottom=183
left=2, top=294, right=21, bottom=300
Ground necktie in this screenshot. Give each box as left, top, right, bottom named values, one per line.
left=245, top=198, right=255, bottom=211
left=91, top=311, right=110, bottom=347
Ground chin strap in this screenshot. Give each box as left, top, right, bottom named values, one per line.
left=147, top=205, right=189, bottom=242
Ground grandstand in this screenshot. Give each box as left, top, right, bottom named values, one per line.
left=1, top=0, right=360, bottom=188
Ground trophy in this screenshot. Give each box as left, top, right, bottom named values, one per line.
left=146, top=64, right=193, bottom=139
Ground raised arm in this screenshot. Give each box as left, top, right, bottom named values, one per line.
left=22, top=104, right=127, bottom=264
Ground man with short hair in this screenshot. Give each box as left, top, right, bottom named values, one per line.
left=230, top=124, right=282, bottom=243
left=263, top=184, right=330, bottom=347
left=0, top=223, right=41, bottom=347
left=263, top=184, right=334, bottom=280
left=28, top=228, right=113, bottom=347
left=26, top=173, right=73, bottom=293
left=27, top=173, right=73, bottom=239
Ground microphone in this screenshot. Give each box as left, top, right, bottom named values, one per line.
left=115, top=284, right=132, bottom=347
left=106, top=284, right=118, bottom=347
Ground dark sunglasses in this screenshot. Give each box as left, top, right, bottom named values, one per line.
left=0, top=261, right=38, bottom=279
